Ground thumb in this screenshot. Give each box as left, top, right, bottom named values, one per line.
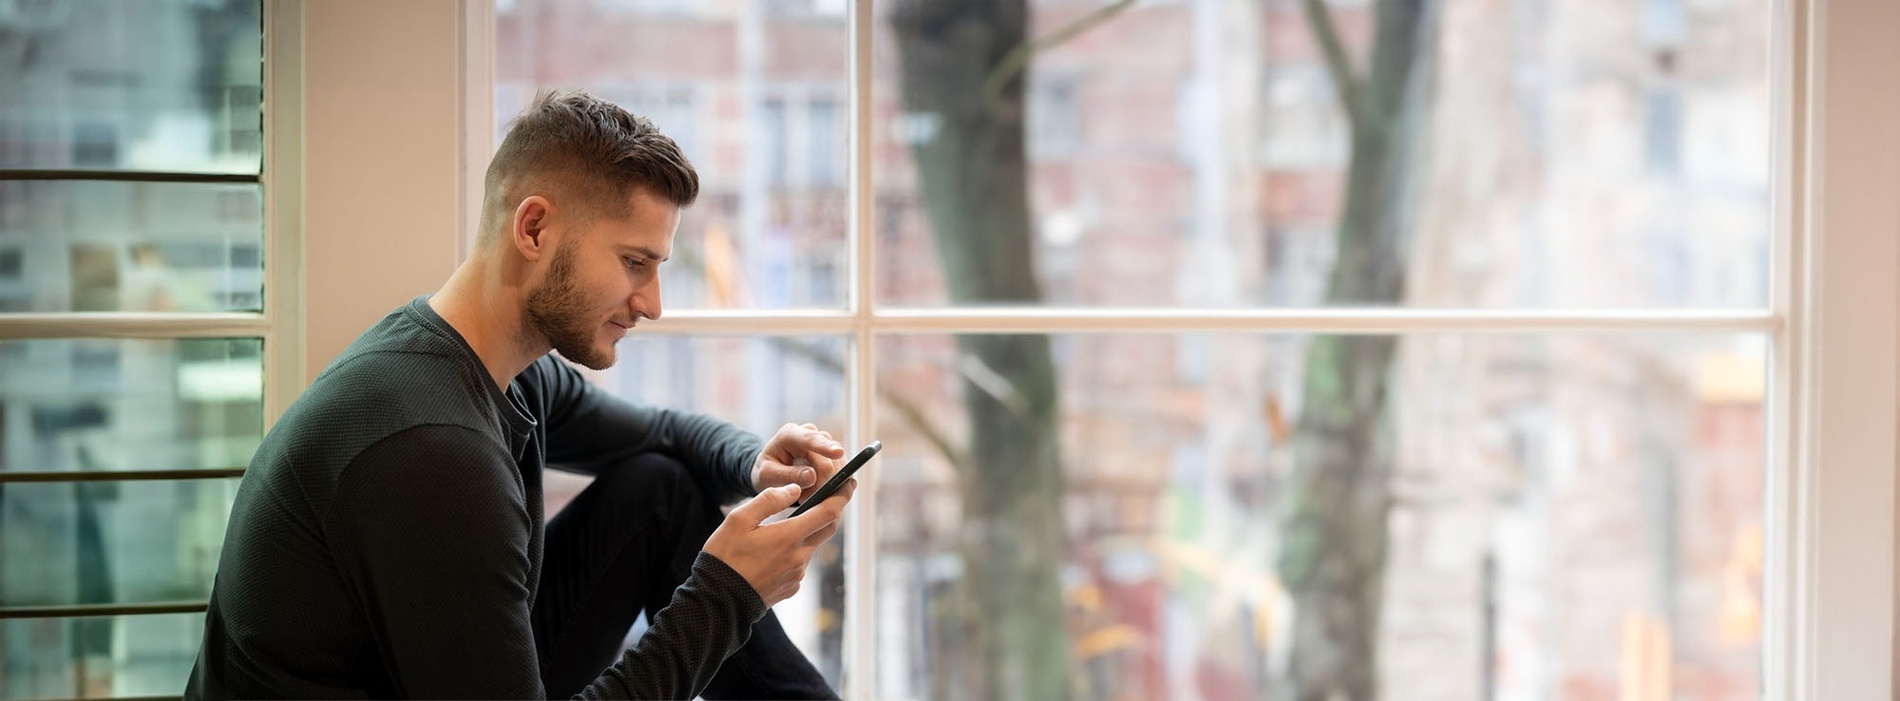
left=732, top=484, right=802, bottom=525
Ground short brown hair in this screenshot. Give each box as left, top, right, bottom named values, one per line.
left=479, top=91, right=698, bottom=245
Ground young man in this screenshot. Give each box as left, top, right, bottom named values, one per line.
left=186, top=92, right=853, bottom=700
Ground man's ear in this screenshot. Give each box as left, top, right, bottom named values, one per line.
left=512, top=195, right=553, bottom=262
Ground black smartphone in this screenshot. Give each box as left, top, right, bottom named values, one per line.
left=789, top=440, right=880, bottom=517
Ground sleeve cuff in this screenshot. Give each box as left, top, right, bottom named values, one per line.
left=738, top=444, right=764, bottom=498
left=693, top=551, right=768, bottom=624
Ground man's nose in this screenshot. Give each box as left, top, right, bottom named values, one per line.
left=633, top=277, right=662, bottom=321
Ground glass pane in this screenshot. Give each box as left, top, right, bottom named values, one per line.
left=0, top=181, right=264, bottom=313
left=1, top=479, right=237, bottom=607
left=874, top=1, right=1769, bottom=308
left=874, top=333, right=1764, bottom=700
left=0, top=338, right=264, bottom=473
left=0, top=613, right=205, bottom=699
left=496, top=1, right=850, bottom=310
left=0, top=0, right=263, bottom=174
left=544, top=335, right=850, bottom=687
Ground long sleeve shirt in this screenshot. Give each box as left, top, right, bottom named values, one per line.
left=186, top=296, right=767, bottom=699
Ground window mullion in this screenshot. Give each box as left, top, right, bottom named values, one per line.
left=0, top=313, right=269, bottom=340
left=628, top=308, right=1781, bottom=336
left=263, top=0, right=307, bottom=426
left=846, top=0, right=878, bottom=696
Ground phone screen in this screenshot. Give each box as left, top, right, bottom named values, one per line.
left=789, top=440, right=881, bottom=517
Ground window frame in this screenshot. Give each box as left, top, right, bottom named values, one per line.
left=0, top=0, right=302, bottom=662
left=465, top=0, right=1894, bottom=698
left=0, top=2, right=302, bottom=422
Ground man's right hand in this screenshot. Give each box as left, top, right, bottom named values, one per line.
left=702, top=478, right=858, bottom=607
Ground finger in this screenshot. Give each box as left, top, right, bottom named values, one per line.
left=730, top=484, right=802, bottom=526
left=763, top=423, right=803, bottom=461
left=800, top=425, right=846, bottom=458
left=804, top=449, right=842, bottom=483
left=755, top=458, right=819, bottom=489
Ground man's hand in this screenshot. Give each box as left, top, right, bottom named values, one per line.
left=751, top=423, right=847, bottom=493
left=703, top=478, right=858, bottom=607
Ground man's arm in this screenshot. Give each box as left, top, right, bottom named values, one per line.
left=327, top=424, right=763, bottom=699
left=326, top=426, right=544, bottom=698
left=524, top=355, right=761, bottom=502
left=579, top=552, right=767, bottom=700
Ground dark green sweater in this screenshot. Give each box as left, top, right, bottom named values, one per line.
left=186, top=297, right=767, bottom=699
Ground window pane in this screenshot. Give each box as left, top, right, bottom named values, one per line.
left=874, top=333, right=1764, bottom=700
left=1, top=479, right=236, bottom=608
left=0, top=181, right=264, bottom=313
left=542, top=335, right=850, bottom=686
left=496, top=1, right=850, bottom=310
left=0, top=0, right=263, bottom=174
left=874, top=1, right=1769, bottom=308
left=0, top=338, right=264, bottom=473
left=1, top=613, right=205, bottom=699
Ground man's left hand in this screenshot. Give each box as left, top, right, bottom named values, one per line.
left=751, top=423, right=847, bottom=494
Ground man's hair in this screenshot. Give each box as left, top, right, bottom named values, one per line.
left=479, top=91, right=698, bottom=246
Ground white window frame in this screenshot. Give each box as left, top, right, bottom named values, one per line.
left=448, top=0, right=1896, bottom=697
left=0, top=1, right=304, bottom=425
left=0, top=0, right=301, bottom=658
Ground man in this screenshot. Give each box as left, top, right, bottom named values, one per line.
left=186, top=91, right=853, bottom=699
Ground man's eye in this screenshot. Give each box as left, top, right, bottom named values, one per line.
left=623, top=257, right=646, bottom=270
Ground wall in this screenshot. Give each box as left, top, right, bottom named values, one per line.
left=302, top=0, right=467, bottom=381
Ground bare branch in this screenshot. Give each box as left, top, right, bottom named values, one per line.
left=654, top=247, right=969, bottom=470
left=767, top=337, right=971, bottom=472
left=1302, top=0, right=1366, bottom=127
left=981, top=0, right=1138, bottom=118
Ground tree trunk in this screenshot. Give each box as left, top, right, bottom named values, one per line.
left=891, top=2, right=1070, bottom=700
left=1278, top=2, right=1436, bottom=700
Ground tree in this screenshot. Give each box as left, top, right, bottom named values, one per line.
left=1276, top=2, right=1437, bottom=700
left=884, top=0, right=1437, bottom=698
left=888, top=2, right=1068, bottom=699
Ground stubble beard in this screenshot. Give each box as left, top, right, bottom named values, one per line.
left=524, top=240, right=616, bottom=370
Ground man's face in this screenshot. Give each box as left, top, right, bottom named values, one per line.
left=523, top=186, right=677, bottom=370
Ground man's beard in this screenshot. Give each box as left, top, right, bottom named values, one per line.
left=524, top=240, right=616, bottom=370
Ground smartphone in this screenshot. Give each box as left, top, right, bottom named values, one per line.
left=789, top=440, right=880, bottom=517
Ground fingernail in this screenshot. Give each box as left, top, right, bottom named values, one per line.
left=798, top=467, right=817, bottom=486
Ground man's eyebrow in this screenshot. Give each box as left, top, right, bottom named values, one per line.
left=623, top=246, right=669, bottom=263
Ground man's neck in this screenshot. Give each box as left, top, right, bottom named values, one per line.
left=428, top=255, right=547, bottom=390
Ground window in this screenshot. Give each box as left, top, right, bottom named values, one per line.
left=763, top=97, right=790, bottom=187
left=1647, top=88, right=1683, bottom=176
left=498, top=3, right=850, bottom=310
left=491, top=1, right=1895, bottom=699
left=0, top=1, right=277, bottom=699
left=1029, top=77, right=1081, bottom=159
left=809, top=97, right=844, bottom=186
left=1642, top=0, right=1688, bottom=47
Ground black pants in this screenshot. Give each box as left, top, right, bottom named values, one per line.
left=531, top=453, right=838, bottom=700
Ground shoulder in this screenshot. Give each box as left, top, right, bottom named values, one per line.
left=290, top=302, right=499, bottom=435
left=341, top=423, right=515, bottom=485
left=328, top=424, right=526, bottom=521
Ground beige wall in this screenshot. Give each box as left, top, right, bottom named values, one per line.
left=302, top=0, right=466, bottom=382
